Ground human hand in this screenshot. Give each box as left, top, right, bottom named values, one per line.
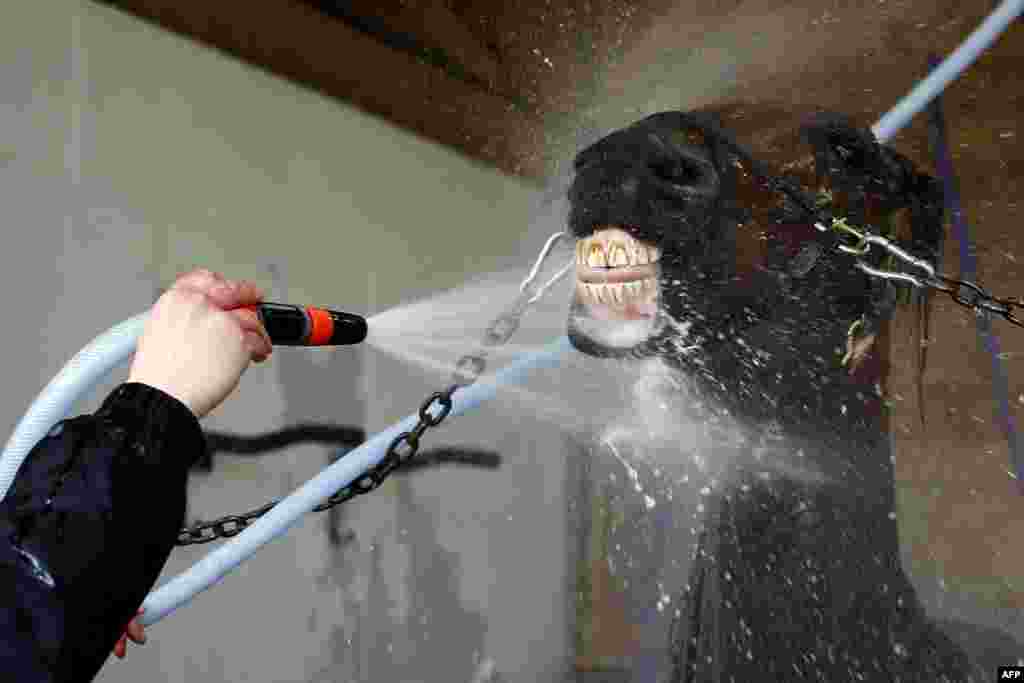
left=127, top=268, right=273, bottom=419
left=113, top=608, right=147, bottom=659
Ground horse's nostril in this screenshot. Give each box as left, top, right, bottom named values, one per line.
left=651, top=158, right=700, bottom=185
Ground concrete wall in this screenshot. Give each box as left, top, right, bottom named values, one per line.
left=2, top=2, right=573, bottom=680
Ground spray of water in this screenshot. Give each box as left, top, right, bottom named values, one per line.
left=360, top=259, right=830, bottom=505
left=361, top=266, right=591, bottom=430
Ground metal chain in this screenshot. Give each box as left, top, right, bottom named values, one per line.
left=177, top=211, right=1018, bottom=543
left=815, top=217, right=1024, bottom=329
left=176, top=232, right=573, bottom=546
left=176, top=387, right=458, bottom=545
left=709, top=116, right=1023, bottom=331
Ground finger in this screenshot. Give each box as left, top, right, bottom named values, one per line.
left=114, top=633, right=127, bottom=659
left=245, top=331, right=273, bottom=363
left=126, top=619, right=147, bottom=644
left=172, top=271, right=267, bottom=311
left=172, top=268, right=226, bottom=293
left=231, top=280, right=266, bottom=306
left=205, top=280, right=267, bottom=311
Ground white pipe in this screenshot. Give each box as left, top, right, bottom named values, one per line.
left=140, top=335, right=570, bottom=624
left=0, top=306, right=571, bottom=624
left=872, top=0, right=1024, bottom=144
left=0, top=314, right=149, bottom=500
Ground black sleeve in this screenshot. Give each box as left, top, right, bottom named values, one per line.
left=0, top=382, right=206, bottom=683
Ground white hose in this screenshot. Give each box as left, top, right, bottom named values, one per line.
left=0, top=306, right=571, bottom=624
left=0, top=313, right=149, bottom=499
left=872, top=0, right=1024, bottom=144
left=139, top=335, right=571, bottom=625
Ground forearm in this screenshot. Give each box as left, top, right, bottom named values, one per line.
left=1, top=382, right=205, bottom=682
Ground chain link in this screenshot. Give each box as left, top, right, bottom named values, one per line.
left=177, top=387, right=460, bottom=545
left=818, top=217, right=1024, bottom=329
left=176, top=232, right=571, bottom=546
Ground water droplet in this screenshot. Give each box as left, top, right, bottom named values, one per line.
left=12, top=545, right=55, bottom=588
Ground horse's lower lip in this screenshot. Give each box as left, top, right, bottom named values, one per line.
left=579, top=301, right=658, bottom=321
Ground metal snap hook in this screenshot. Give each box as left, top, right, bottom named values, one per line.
left=520, top=231, right=574, bottom=304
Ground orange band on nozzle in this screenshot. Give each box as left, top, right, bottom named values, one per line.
left=234, top=303, right=366, bottom=346
left=305, top=307, right=335, bottom=345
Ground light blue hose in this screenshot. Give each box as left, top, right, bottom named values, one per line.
left=0, top=313, right=571, bottom=625
left=0, top=0, right=1019, bottom=631
left=140, top=335, right=571, bottom=625
left=872, top=0, right=1024, bottom=144
left=0, top=313, right=150, bottom=498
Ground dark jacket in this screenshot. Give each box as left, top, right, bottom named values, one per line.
left=1, top=382, right=205, bottom=682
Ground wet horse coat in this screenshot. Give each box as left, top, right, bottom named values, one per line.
left=565, top=106, right=979, bottom=681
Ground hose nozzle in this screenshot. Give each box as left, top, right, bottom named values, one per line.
left=245, top=303, right=367, bottom=346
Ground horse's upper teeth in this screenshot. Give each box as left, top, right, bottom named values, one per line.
left=578, top=234, right=661, bottom=268
left=608, top=243, right=630, bottom=267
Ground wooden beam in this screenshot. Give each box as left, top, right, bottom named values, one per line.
left=325, top=0, right=507, bottom=95
left=97, top=0, right=547, bottom=179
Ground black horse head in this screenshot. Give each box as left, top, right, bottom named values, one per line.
left=564, top=106, right=942, bottom=419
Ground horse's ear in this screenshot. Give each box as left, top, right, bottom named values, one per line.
left=800, top=111, right=885, bottom=191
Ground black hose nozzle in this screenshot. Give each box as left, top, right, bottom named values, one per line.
left=252, top=303, right=367, bottom=346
